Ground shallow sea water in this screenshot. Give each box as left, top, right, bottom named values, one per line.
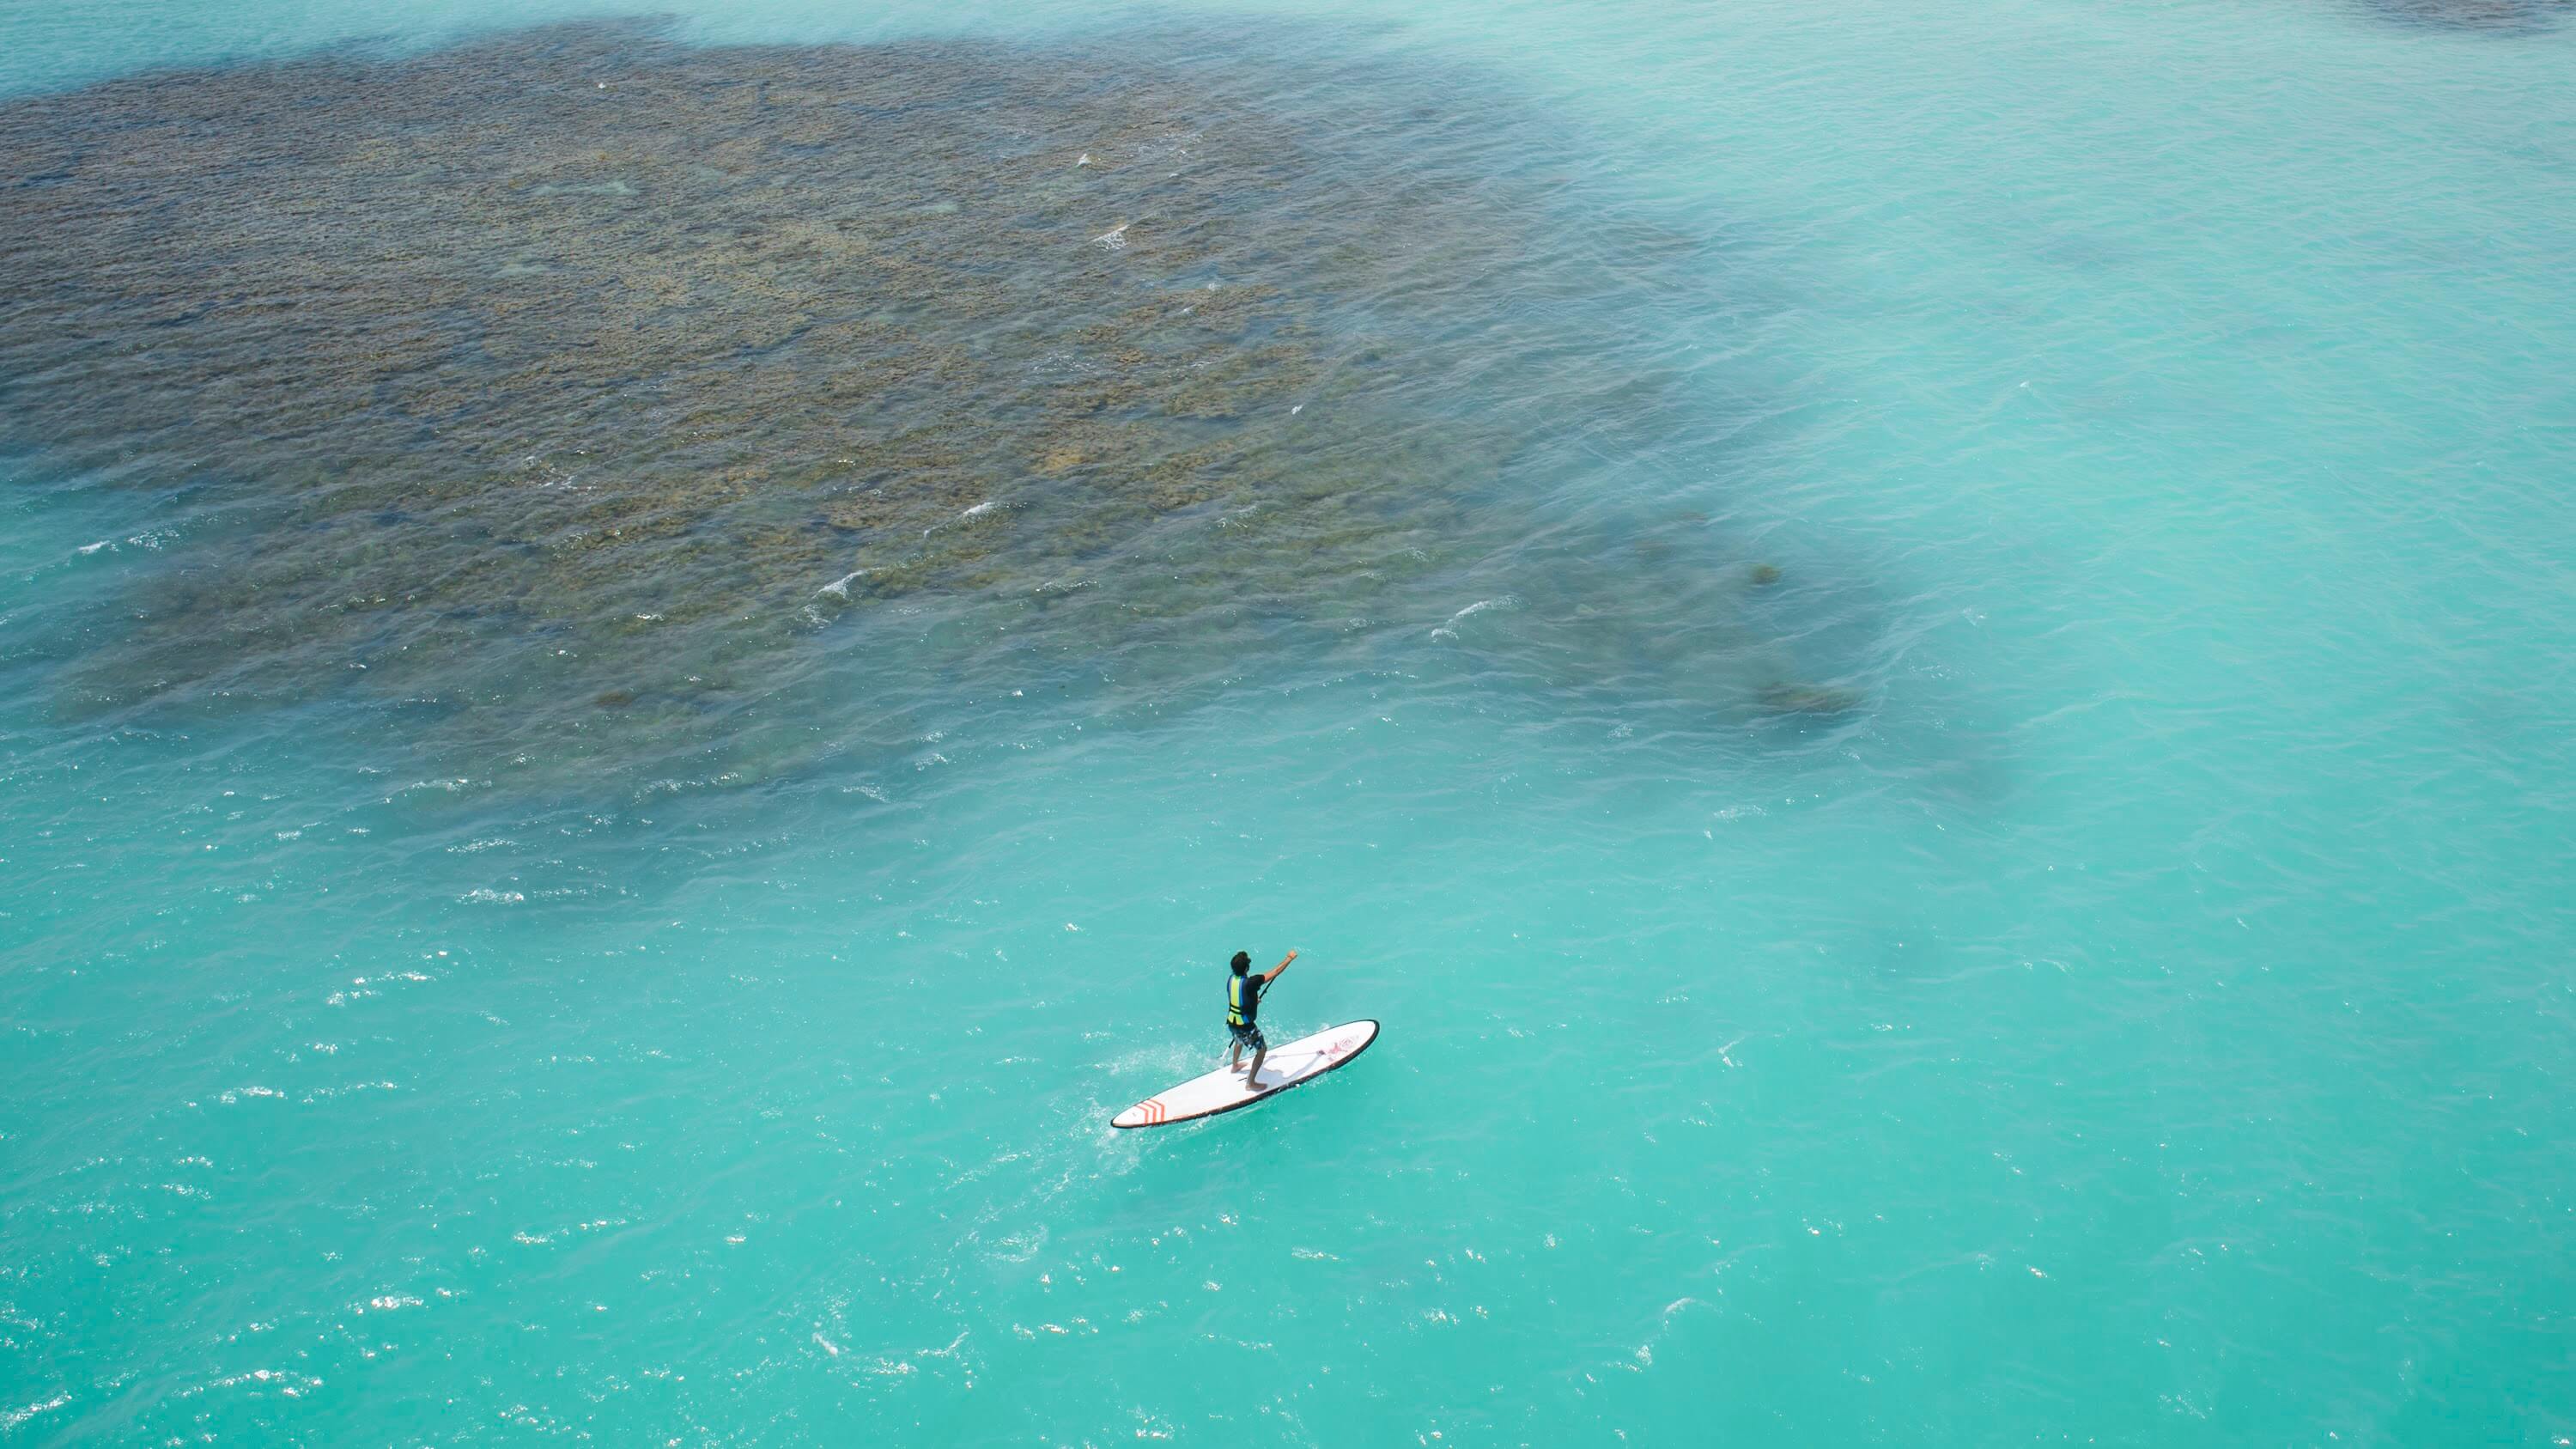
left=3, top=0, right=2573, bottom=1443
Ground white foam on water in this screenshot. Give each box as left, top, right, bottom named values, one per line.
left=1429, top=595, right=1516, bottom=641
left=1, top=1395, right=70, bottom=1432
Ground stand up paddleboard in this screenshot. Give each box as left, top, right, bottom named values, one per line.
left=1112, top=1020, right=1379, bottom=1129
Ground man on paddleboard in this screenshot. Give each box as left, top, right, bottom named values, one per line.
left=1227, top=948, right=1297, bottom=1087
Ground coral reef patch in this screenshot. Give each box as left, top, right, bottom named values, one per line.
left=0, top=21, right=1852, bottom=784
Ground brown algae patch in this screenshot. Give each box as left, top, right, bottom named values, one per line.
left=0, top=21, right=1848, bottom=780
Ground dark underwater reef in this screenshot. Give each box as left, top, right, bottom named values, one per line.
left=2359, top=0, right=2571, bottom=30
left=0, top=21, right=1857, bottom=786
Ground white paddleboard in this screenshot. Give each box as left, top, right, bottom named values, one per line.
left=1112, top=1020, right=1379, bottom=1129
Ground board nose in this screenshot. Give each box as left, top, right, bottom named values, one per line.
left=1113, top=1097, right=1168, bottom=1129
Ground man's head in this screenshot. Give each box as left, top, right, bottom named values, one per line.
left=1231, top=951, right=1252, bottom=976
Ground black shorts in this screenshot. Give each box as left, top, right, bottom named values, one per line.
left=1229, top=1022, right=1266, bottom=1050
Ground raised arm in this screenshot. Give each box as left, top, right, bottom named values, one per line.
left=1263, top=948, right=1298, bottom=983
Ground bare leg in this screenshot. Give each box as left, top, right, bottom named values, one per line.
left=1244, top=1042, right=1267, bottom=1088
left=1229, top=1041, right=1242, bottom=1071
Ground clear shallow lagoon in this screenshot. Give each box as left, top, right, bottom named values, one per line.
left=3, top=0, right=2573, bottom=1442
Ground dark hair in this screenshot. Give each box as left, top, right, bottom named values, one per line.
left=1230, top=951, right=1252, bottom=974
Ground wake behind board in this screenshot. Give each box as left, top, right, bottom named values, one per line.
left=1112, top=1020, right=1379, bottom=1129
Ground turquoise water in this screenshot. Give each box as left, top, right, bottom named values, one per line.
left=5, top=0, right=2574, bottom=1442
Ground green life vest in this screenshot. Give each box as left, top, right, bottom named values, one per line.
left=1227, top=973, right=1259, bottom=1028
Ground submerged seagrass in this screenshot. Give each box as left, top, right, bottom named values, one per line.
left=0, top=21, right=1849, bottom=783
